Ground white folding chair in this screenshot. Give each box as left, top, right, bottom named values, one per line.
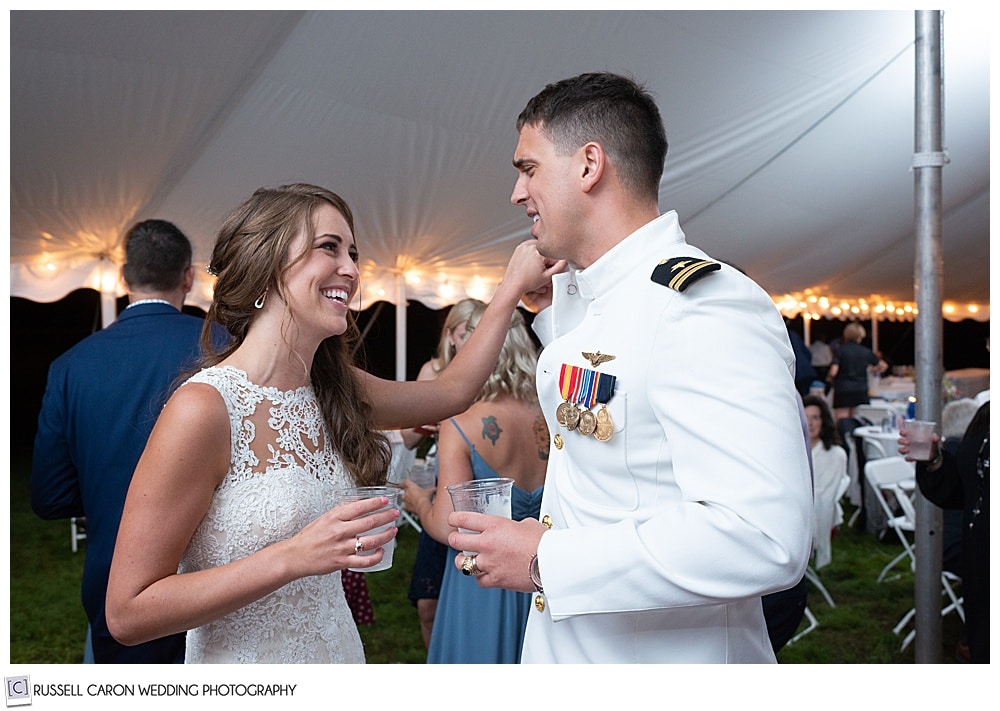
left=884, top=472, right=965, bottom=651
left=893, top=569, right=965, bottom=651
left=861, top=436, right=888, bottom=461
left=787, top=568, right=834, bottom=644
left=864, top=457, right=916, bottom=582
left=804, top=566, right=836, bottom=609
left=790, top=469, right=847, bottom=645
left=845, top=433, right=863, bottom=526
left=70, top=516, right=87, bottom=552
left=393, top=493, right=423, bottom=532
left=789, top=606, right=819, bottom=645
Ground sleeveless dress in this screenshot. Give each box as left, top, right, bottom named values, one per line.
left=426, top=418, right=543, bottom=664
left=178, top=366, right=365, bottom=663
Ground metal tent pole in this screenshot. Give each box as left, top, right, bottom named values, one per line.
left=100, top=257, right=118, bottom=328
left=912, top=9, right=946, bottom=663
left=395, top=272, right=408, bottom=382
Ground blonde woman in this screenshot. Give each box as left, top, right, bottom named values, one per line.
left=402, top=302, right=548, bottom=663
left=404, top=297, right=485, bottom=649
left=828, top=322, right=887, bottom=419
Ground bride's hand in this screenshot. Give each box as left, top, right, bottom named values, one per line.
left=287, top=497, right=399, bottom=576
left=498, top=241, right=567, bottom=301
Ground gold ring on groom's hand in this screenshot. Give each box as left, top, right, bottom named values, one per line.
left=461, top=555, right=482, bottom=576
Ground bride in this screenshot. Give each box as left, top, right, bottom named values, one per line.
left=105, top=183, right=561, bottom=663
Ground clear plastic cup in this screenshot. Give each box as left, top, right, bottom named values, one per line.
left=336, top=485, right=402, bottom=572
left=903, top=419, right=936, bottom=461
left=446, top=478, right=514, bottom=555
left=407, top=460, right=436, bottom=489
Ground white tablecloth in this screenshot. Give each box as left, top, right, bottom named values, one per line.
left=854, top=426, right=902, bottom=459
left=872, top=376, right=914, bottom=401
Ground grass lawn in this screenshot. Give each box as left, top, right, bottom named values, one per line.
left=8, top=453, right=965, bottom=664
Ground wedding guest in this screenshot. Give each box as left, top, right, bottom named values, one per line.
left=762, top=393, right=846, bottom=652
left=404, top=298, right=485, bottom=649
left=403, top=301, right=547, bottom=663
left=809, top=337, right=834, bottom=385
left=802, top=395, right=849, bottom=569
left=31, top=219, right=228, bottom=664
left=827, top=322, right=887, bottom=420
left=900, top=401, right=989, bottom=663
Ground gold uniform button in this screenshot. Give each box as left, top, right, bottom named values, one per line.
left=541, top=514, right=553, bottom=529
left=534, top=595, right=546, bottom=613
left=553, top=433, right=563, bottom=450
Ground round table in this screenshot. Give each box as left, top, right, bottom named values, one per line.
left=853, top=425, right=903, bottom=459
left=852, top=426, right=915, bottom=536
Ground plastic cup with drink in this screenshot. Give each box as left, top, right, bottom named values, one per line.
left=336, top=485, right=402, bottom=572
left=902, top=419, right=937, bottom=461
left=446, top=477, right=514, bottom=556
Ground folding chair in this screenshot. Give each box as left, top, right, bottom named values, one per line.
left=70, top=516, right=87, bottom=553
left=789, top=468, right=848, bottom=645
left=787, top=568, right=834, bottom=645
left=844, top=433, right=863, bottom=527
left=804, top=566, right=836, bottom=609
left=789, top=606, right=819, bottom=645
left=884, top=471, right=965, bottom=651
left=864, top=457, right=916, bottom=582
left=861, top=436, right=888, bottom=461
left=893, top=570, right=964, bottom=651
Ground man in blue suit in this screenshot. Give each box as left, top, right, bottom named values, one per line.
left=31, top=219, right=227, bottom=663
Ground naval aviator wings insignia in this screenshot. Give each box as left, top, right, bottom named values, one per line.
left=582, top=351, right=615, bottom=368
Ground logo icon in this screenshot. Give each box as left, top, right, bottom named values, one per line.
left=5, top=676, right=31, bottom=707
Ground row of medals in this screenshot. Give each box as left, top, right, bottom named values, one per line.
left=556, top=400, right=614, bottom=441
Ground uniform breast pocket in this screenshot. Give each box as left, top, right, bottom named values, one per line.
left=561, top=388, right=639, bottom=512
left=590, top=385, right=626, bottom=443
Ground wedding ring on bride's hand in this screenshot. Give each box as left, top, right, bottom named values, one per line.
left=355, top=537, right=364, bottom=554
left=461, top=555, right=482, bottom=576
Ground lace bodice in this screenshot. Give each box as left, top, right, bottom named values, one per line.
left=178, top=366, right=364, bottom=663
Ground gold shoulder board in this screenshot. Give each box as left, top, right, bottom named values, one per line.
left=651, top=257, right=721, bottom=292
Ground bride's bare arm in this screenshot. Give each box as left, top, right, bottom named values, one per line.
left=105, top=383, right=396, bottom=646
left=362, top=241, right=564, bottom=428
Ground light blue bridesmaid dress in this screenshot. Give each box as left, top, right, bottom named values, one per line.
left=427, top=418, right=544, bottom=664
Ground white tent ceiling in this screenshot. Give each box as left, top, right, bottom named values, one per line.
left=9, top=10, right=990, bottom=322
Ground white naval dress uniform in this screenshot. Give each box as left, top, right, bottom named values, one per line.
left=523, top=211, right=813, bottom=663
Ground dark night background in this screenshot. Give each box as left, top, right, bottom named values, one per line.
left=10, top=290, right=989, bottom=460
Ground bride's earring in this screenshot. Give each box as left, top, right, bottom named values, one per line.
left=254, top=289, right=267, bottom=309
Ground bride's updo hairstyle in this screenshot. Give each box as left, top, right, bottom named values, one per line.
left=203, top=183, right=389, bottom=487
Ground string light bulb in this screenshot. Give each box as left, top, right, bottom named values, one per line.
left=772, top=290, right=984, bottom=323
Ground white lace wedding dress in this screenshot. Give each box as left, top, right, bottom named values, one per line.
left=178, top=365, right=365, bottom=663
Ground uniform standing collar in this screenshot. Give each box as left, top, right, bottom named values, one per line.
left=573, top=211, right=686, bottom=300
